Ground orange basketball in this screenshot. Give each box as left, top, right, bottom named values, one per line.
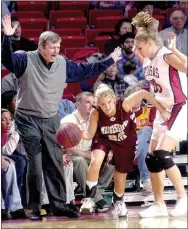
left=56, top=123, right=81, bottom=148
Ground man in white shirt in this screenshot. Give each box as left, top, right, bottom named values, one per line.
left=61, top=91, right=115, bottom=212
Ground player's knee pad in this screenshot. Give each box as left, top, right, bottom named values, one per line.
left=153, top=150, right=175, bottom=170
left=145, top=153, right=163, bottom=173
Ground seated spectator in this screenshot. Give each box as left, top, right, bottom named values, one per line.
left=93, top=63, right=129, bottom=97
left=92, top=1, right=134, bottom=15
left=61, top=92, right=115, bottom=212
left=2, top=90, right=17, bottom=119
left=58, top=98, right=76, bottom=120
left=104, top=18, right=133, bottom=55
left=118, top=33, right=144, bottom=81
left=123, top=61, right=150, bottom=88
left=1, top=155, right=27, bottom=220
left=9, top=17, right=38, bottom=52
left=123, top=61, right=140, bottom=87
left=163, top=1, right=188, bottom=29
left=135, top=1, right=159, bottom=30
left=159, top=10, right=188, bottom=55
left=124, top=86, right=156, bottom=195
left=1, top=108, right=27, bottom=192
left=1, top=73, right=18, bottom=94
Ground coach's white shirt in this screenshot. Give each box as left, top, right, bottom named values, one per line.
left=60, top=110, right=92, bottom=151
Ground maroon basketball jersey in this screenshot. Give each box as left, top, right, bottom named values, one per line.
left=94, top=98, right=137, bottom=147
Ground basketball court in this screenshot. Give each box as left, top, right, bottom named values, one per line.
left=2, top=205, right=187, bottom=228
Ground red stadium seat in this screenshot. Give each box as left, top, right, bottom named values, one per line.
left=63, top=83, right=81, bottom=97
left=96, top=16, right=124, bottom=29
left=60, top=36, right=86, bottom=52
left=59, top=1, right=89, bottom=14
left=50, top=10, right=84, bottom=27
left=50, top=28, right=82, bottom=36
left=22, top=29, right=43, bottom=39
left=1, top=69, right=10, bottom=79
left=55, top=17, right=87, bottom=31
left=64, top=47, right=99, bottom=59
left=127, top=8, right=138, bottom=18
left=17, top=1, right=47, bottom=12
left=11, top=11, right=45, bottom=19
left=153, top=14, right=166, bottom=28
left=19, top=18, right=48, bottom=31
left=86, top=28, right=114, bottom=46
left=94, top=36, right=111, bottom=53
left=89, top=9, right=123, bottom=27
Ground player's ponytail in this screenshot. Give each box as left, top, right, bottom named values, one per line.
left=132, top=12, right=162, bottom=47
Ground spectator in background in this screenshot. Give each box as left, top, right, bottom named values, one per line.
left=1, top=155, right=27, bottom=220
left=58, top=99, right=76, bottom=120
left=123, top=61, right=140, bottom=87
left=124, top=86, right=156, bottom=195
left=1, top=108, right=27, bottom=193
left=123, top=61, right=150, bottom=88
left=159, top=10, right=188, bottom=55
left=91, top=1, right=134, bottom=16
left=93, top=63, right=129, bottom=97
left=61, top=92, right=114, bottom=213
left=105, top=18, right=133, bottom=55
left=1, top=73, right=18, bottom=94
left=135, top=1, right=159, bottom=29
left=2, top=90, right=17, bottom=119
left=10, top=17, right=38, bottom=52
left=118, top=33, right=144, bottom=81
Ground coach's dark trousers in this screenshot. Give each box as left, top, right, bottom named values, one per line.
left=15, top=111, right=66, bottom=212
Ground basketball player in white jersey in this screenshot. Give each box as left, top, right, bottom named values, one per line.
left=132, top=12, right=187, bottom=218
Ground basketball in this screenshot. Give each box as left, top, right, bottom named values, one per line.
left=56, top=123, right=82, bottom=148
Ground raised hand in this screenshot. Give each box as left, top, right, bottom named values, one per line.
left=168, top=31, right=176, bottom=50
left=2, top=15, right=18, bottom=36
left=110, top=47, right=122, bottom=62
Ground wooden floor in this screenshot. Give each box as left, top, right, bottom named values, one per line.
left=2, top=205, right=187, bottom=228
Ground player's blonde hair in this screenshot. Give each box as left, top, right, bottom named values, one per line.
left=132, top=12, right=162, bottom=47
left=95, top=84, right=116, bottom=103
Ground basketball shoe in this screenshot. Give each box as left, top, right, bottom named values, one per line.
left=113, top=199, right=128, bottom=218
left=80, top=198, right=95, bottom=214
left=170, top=195, right=187, bottom=217
left=139, top=202, right=168, bottom=218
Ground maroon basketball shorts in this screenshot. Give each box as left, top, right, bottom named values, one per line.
left=91, top=139, right=136, bottom=173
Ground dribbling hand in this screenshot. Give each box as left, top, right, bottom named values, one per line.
left=2, top=15, right=18, bottom=36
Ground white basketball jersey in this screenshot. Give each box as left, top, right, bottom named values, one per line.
left=143, top=46, right=187, bottom=109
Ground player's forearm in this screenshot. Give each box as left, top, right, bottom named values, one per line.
left=171, top=48, right=187, bottom=64
left=141, top=90, right=164, bottom=113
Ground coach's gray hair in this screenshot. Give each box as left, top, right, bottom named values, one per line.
left=38, top=31, right=61, bottom=47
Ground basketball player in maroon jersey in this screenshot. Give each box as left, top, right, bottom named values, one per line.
left=80, top=84, right=170, bottom=217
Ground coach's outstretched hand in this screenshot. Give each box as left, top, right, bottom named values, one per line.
left=2, top=15, right=18, bottom=36
left=110, top=47, right=122, bottom=62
